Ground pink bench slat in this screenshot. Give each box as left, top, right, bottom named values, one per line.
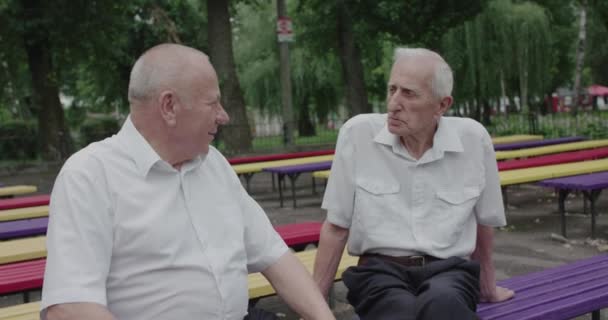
left=0, top=259, right=45, bottom=294
left=274, top=221, right=322, bottom=247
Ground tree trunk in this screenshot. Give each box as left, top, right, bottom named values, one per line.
left=22, top=0, right=73, bottom=160
left=297, top=96, right=316, bottom=137
left=336, top=0, right=371, bottom=117
left=572, top=0, right=587, bottom=116
left=207, top=0, right=253, bottom=154
left=482, top=100, right=491, bottom=126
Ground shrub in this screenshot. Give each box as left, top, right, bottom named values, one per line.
left=0, top=120, right=38, bottom=160
left=80, top=116, right=120, bottom=147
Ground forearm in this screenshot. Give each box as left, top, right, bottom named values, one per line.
left=262, top=252, right=335, bottom=320
left=46, top=303, right=117, bottom=320
left=313, top=221, right=349, bottom=298
left=471, top=224, right=497, bottom=298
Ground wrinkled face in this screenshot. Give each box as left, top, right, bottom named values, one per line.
left=386, top=58, right=448, bottom=138
left=173, top=65, right=229, bottom=156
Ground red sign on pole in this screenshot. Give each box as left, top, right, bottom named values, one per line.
left=277, top=16, right=294, bottom=42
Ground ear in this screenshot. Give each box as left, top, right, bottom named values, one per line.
left=437, top=96, right=453, bottom=116
left=158, top=90, right=177, bottom=127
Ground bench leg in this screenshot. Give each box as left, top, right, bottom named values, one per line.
left=502, top=186, right=508, bottom=209
left=288, top=173, right=301, bottom=208
left=558, top=189, right=570, bottom=238
left=312, top=176, right=316, bottom=195
left=278, top=174, right=285, bottom=207
left=592, top=309, right=600, bottom=320
left=243, top=173, right=255, bottom=193
left=24, top=291, right=31, bottom=303
left=271, top=173, right=276, bottom=191
left=584, top=190, right=603, bottom=239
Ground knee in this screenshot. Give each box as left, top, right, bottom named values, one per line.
left=415, top=286, right=475, bottom=319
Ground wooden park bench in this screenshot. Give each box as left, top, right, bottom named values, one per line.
left=538, top=171, right=608, bottom=239
left=495, top=139, right=608, bottom=161
left=497, top=147, right=608, bottom=171
left=233, top=155, right=334, bottom=191
left=263, top=161, right=332, bottom=208
left=0, top=249, right=359, bottom=320
left=478, top=254, right=608, bottom=319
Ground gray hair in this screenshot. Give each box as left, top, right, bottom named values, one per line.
left=128, top=44, right=206, bottom=102
left=393, top=47, right=453, bottom=99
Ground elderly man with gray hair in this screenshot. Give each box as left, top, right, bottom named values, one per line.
left=313, top=47, right=514, bottom=319
left=40, top=43, right=335, bottom=320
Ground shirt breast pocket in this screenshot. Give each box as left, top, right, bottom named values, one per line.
left=354, top=178, right=401, bottom=232
left=429, top=187, right=480, bottom=249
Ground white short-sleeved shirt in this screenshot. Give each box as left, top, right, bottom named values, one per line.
left=322, top=114, right=506, bottom=259
left=41, top=117, right=288, bottom=320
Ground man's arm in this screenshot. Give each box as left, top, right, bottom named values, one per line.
left=471, top=224, right=514, bottom=303
left=46, top=303, right=116, bottom=320
left=262, top=251, right=335, bottom=320
left=313, top=221, right=349, bottom=298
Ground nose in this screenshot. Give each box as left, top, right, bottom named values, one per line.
left=216, top=103, right=230, bottom=125
left=387, top=92, right=402, bottom=114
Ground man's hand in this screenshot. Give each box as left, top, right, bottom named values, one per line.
left=480, top=285, right=515, bottom=303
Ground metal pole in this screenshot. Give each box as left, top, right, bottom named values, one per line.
left=277, top=0, right=294, bottom=146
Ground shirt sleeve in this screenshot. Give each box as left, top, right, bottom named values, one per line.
left=321, top=124, right=356, bottom=228
left=239, top=187, right=289, bottom=273
left=474, top=130, right=507, bottom=227
left=41, top=162, right=113, bottom=315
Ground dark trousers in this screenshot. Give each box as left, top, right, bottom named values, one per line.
left=244, top=307, right=278, bottom=320
left=343, top=256, right=480, bottom=320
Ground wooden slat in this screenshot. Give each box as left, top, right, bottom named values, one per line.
left=0, top=237, right=46, bottom=265
left=0, top=186, right=37, bottom=198
left=0, top=206, right=49, bottom=222
left=0, top=302, right=39, bottom=320
left=499, top=158, right=608, bottom=186
left=233, top=155, right=334, bottom=175
left=491, top=135, right=543, bottom=144
left=495, top=139, right=608, bottom=160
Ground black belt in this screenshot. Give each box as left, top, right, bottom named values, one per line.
left=358, top=253, right=442, bottom=267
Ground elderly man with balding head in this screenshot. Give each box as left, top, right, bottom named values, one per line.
left=312, top=48, right=514, bottom=319
left=41, top=44, right=335, bottom=320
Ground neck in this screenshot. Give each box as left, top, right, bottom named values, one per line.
left=131, top=111, right=190, bottom=169
left=400, top=124, right=438, bottom=160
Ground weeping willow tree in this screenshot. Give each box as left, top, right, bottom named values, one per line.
left=441, top=0, right=552, bottom=123
left=234, top=1, right=342, bottom=137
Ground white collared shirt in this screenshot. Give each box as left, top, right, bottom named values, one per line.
left=41, top=117, right=288, bottom=320
left=322, top=114, right=506, bottom=258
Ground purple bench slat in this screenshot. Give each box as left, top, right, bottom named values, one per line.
left=478, top=254, right=608, bottom=319
left=0, top=217, right=48, bottom=240
left=494, top=136, right=586, bottom=151
left=538, top=171, right=608, bottom=190
left=262, top=161, right=332, bottom=175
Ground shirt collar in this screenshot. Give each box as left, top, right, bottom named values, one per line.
left=116, top=116, right=164, bottom=177
left=373, top=116, right=464, bottom=154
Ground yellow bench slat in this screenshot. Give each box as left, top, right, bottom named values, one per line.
left=495, top=139, right=608, bottom=160
left=491, top=134, right=543, bottom=144
left=233, top=155, right=334, bottom=175
left=0, top=186, right=37, bottom=197
left=0, top=206, right=49, bottom=222
left=0, top=237, right=46, bottom=265
left=0, top=302, right=39, bottom=320
left=499, top=158, right=608, bottom=186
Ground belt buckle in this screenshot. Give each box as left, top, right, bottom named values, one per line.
left=410, top=255, right=425, bottom=266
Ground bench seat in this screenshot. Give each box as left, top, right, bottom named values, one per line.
left=0, top=207, right=49, bottom=223
left=0, top=186, right=37, bottom=198
left=494, top=136, right=585, bottom=151
left=228, top=150, right=334, bottom=165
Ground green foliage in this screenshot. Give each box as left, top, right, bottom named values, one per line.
left=79, top=117, right=120, bottom=147
left=64, top=106, right=88, bottom=131
left=0, top=119, right=38, bottom=160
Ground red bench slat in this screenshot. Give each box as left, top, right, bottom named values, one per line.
left=0, top=195, right=50, bottom=211
left=274, top=221, right=322, bottom=246
left=498, top=147, right=608, bottom=171
left=0, top=259, right=45, bottom=294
